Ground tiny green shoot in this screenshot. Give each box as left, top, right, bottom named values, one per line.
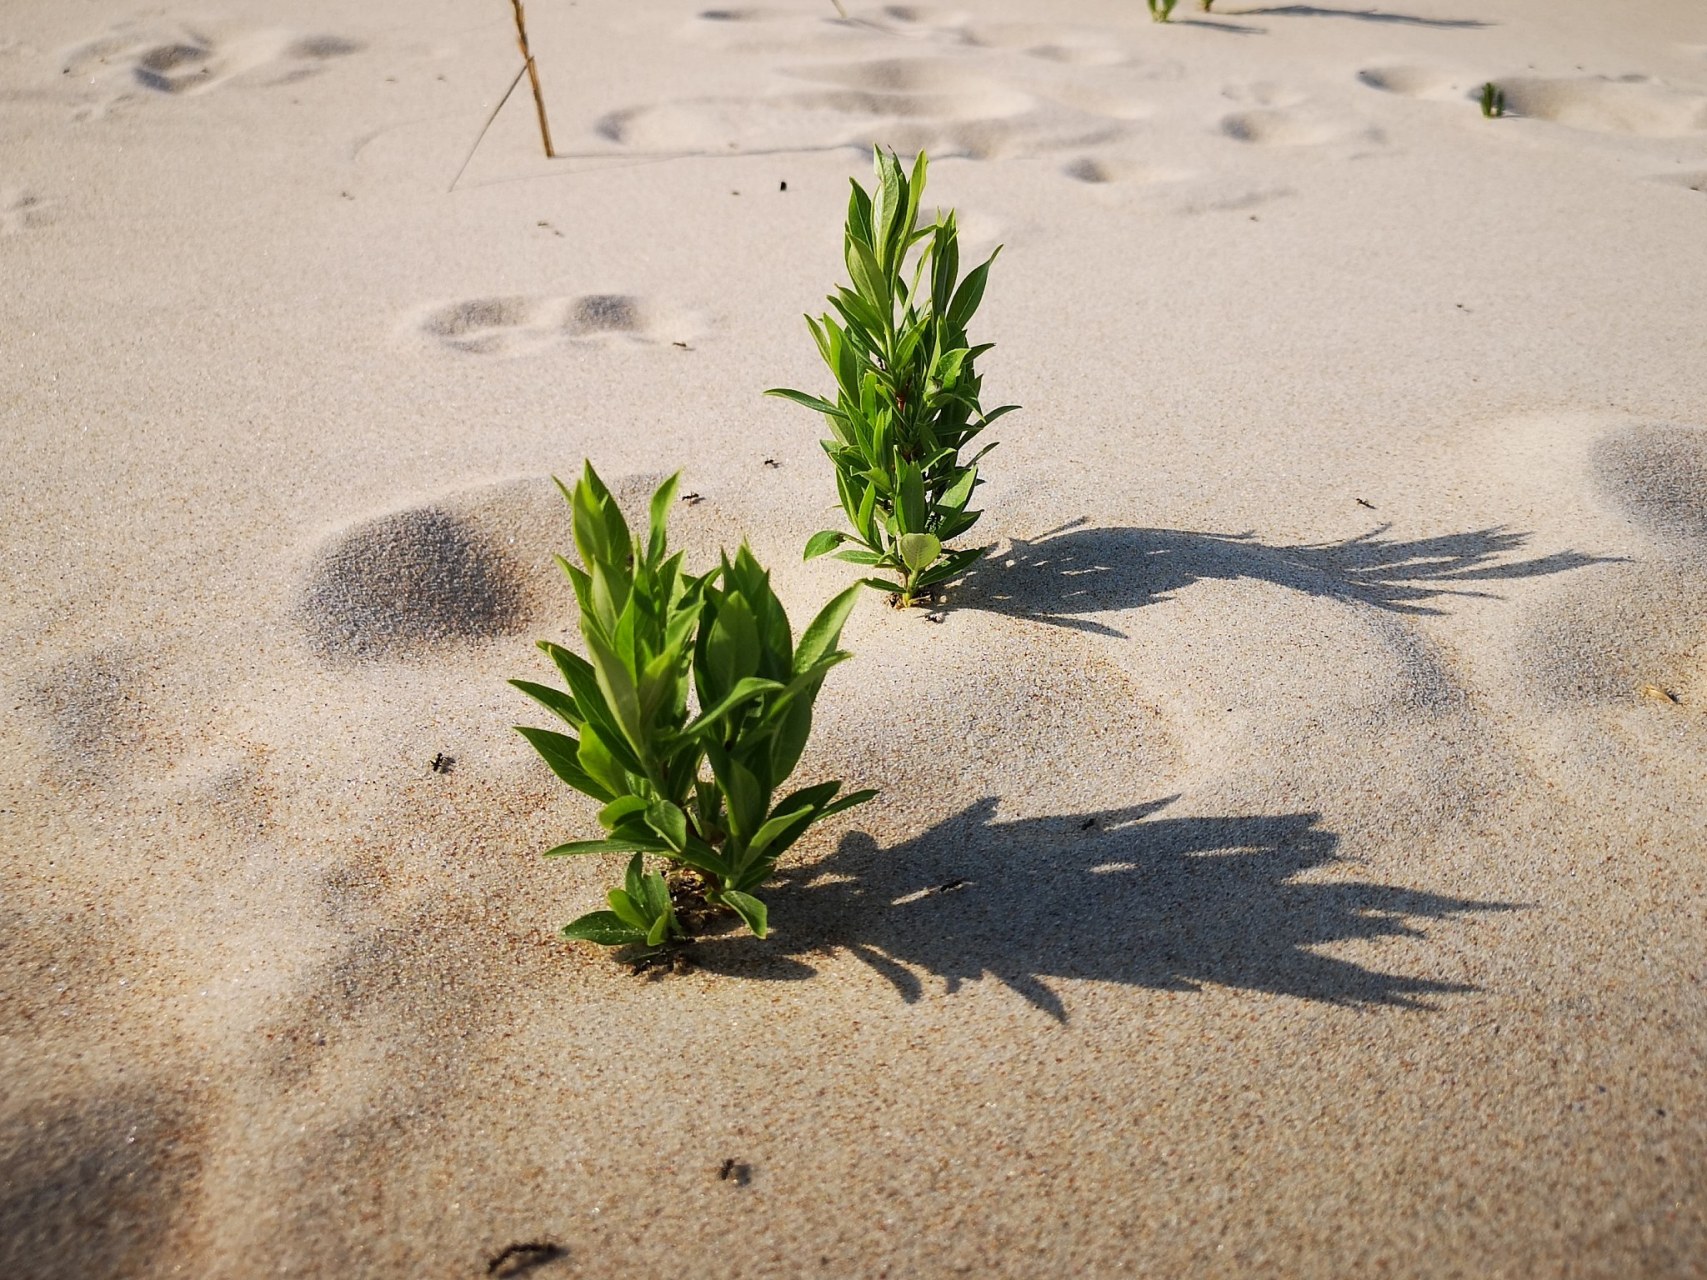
left=1480, top=82, right=1506, bottom=119
left=767, top=149, right=1016, bottom=608
left=512, top=463, right=875, bottom=949
left=1149, top=0, right=1180, bottom=21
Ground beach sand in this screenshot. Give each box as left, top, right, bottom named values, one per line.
left=3, top=0, right=1705, bottom=1274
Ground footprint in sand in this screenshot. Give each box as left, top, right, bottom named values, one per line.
left=413, top=293, right=699, bottom=358
left=1503, top=421, right=1707, bottom=724
left=1060, top=156, right=1192, bottom=186
left=298, top=474, right=740, bottom=662
left=0, top=1092, right=203, bottom=1280
left=1355, top=64, right=1472, bottom=102
left=1359, top=64, right=1707, bottom=137
left=1498, top=75, right=1707, bottom=137
left=1218, top=105, right=1382, bottom=147
left=620, top=6, right=1145, bottom=163
left=1651, top=170, right=1707, bottom=195
left=25, top=649, right=175, bottom=783
left=61, top=22, right=361, bottom=117
left=0, top=188, right=50, bottom=234
left=299, top=506, right=539, bottom=662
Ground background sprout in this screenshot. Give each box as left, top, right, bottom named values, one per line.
left=768, top=149, right=1017, bottom=608
left=1149, top=0, right=1179, bottom=21
left=1480, top=82, right=1507, bottom=118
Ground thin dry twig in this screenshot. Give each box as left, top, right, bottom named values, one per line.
left=449, top=62, right=527, bottom=193
left=510, top=0, right=556, bottom=158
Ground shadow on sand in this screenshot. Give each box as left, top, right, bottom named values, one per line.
left=1232, top=5, right=1491, bottom=27
left=949, top=520, right=1615, bottom=636
left=690, top=797, right=1520, bottom=1021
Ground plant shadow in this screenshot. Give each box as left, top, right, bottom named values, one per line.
left=1231, top=5, right=1491, bottom=27
left=690, top=797, right=1520, bottom=1021
left=949, top=520, right=1617, bottom=637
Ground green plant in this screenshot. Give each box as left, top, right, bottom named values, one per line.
left=1199, top=0, right=1214, bottom=10
left=767, top=149, right=1016, bottom=607
left=1480, top=82, right=1506, bottom=118
left=512, top=463, right=874, bottom=947
left=1149, top=0, right=1179, bottom=21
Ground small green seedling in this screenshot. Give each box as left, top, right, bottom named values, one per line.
left=1149, top=0, right=1179, bottom=21
left=1199, top=0, right=1215, bottom=10
left=1480, top=82, right=1506, bottom=118
left=513, top=463, right=875, bottom=948
left=768, top=149, right=1016, bottom=607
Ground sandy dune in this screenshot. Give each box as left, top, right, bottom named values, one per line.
left=3, top=0, right=1705, bottom=1275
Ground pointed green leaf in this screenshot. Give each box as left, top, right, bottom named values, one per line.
left=514, top=725, right=614, bottom=802
left=561, top=910, right=647, bottom=946
left=645, top=800, right=689, bottom=853
left=720, top=890, right=769, bottom=939
left=804, top=529, right=849, bottom=560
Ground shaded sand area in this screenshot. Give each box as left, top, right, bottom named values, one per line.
left=3, top=0, right=1705, bottom=1274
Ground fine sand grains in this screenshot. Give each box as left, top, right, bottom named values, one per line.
left=3, top=0, right=1706, bottom=1275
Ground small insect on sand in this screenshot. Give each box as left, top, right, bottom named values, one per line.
left=430, top=752, right=454, bottom=774
left=1639, top=683, right=1681, bottom=706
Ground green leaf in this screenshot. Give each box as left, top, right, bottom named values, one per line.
left=607, top=886, right=652, bottom=932
left=833, top=548, right=884, bottom=567
left=681, top=674, right=785, bottom=741
left=804, top=529, right=848, bottom=560
left=720, top=890, right=769, bottom=939
left=646, top=473, right=681, bottom=565
left=857, top=576, right=905, bottom=595
left=514, top=725, right=613, bottom=802
left=898, top=532, right=942, bottom=574
left=703, top=592, right=760, bottom=700
left=599, top=795, right=649, bottom=830
left=948, top=247, right=1000, bottom=330
left=794, top=583, right=862, bottom=675
left=548, top=644, right=645, bottom=777
left=900, top=466, right=928, bottom=534
left=645, top=800, right=689, bottom=852
left=509, top=678, right=580, bottom=727
left=561, top=910, right=647, bottom=946
left=765, top=387, right=844, bottom=419
left=819, top=787, right=878, bottom=818
left=646, top=912, right=671, bottom=947
left=623, top=852, right=645, bottom=900
left=744, top=805, right=817, bottom=866
left=542, top=836, right=671, bottom=857
left=583, top=629, right=647, bottom=761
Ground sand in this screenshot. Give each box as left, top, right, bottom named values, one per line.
left=3, top=0, right=1705, bottom=1274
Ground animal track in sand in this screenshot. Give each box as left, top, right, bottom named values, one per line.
left=413, top=293, right=697, bottom=357
left=60, top=22, right=361, bottom=116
